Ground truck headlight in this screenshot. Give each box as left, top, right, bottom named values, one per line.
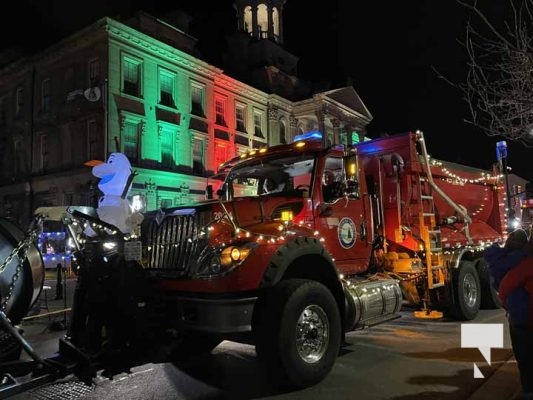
left=196, top=243, right=255, bottom=278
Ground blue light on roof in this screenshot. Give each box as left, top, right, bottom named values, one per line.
left=293, top=131, right=323, bottom=142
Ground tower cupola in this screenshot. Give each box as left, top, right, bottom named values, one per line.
left=233, top=0, right=287, bottom=44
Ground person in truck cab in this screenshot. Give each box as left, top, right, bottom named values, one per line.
left=322, top=170, right=344, bottom=202
left=262, top=177, right=286, bottom=194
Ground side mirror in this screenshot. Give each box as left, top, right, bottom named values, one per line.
left=343, top=154, right=358, bottom=181
left=343, top=154, right=360, bottom=199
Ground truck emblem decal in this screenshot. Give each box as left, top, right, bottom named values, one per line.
left=338, top=217, right=356, bottom=249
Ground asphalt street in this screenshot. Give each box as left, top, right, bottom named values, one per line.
left=2, top=278, right=523, bottom=400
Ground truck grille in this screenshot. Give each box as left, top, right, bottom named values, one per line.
left=142, top=211, right=208, bottom=276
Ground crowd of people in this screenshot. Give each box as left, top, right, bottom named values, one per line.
left=484, top=227, right=533, bottom=400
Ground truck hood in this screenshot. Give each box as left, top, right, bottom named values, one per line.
left=142, top=194, right=308, bottom=240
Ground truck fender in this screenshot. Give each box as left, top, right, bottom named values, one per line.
left=259, top=237, right=344, bottom=310
left=261, top=237, right=337, bottom=287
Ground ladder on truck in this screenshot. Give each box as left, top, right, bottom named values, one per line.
left=414, top=131, right=446, bottom=319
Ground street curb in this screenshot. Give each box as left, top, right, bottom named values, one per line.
left=467, top=354, right=521, bottom=400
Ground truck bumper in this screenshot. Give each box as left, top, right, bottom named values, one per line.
left=176, top=296, right=257, bottom=334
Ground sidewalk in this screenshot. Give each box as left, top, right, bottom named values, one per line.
left=17, top=276, right=76, bottom=359
left=467, top=353, right=521, bottom=400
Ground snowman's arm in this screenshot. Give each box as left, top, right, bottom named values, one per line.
left=70, top=209, right=121, bottom=233
left=121, top=169, right=138, bottom=199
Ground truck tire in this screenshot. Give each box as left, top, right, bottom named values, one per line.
left=254, top=279, right=341, bottom=389
left=451, top=263, right=481, bottom=320
left=477, top=259, right=501, bottom=309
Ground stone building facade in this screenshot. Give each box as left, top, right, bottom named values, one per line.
left=0, top=1, right=372, bottom=228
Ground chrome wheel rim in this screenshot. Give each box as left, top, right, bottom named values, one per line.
left=463, top=273, right=478, bottom=308
left=296, top=304, right=329, bottom=363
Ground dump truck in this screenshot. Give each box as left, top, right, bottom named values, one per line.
left=0, top=130, right=507, bottom=395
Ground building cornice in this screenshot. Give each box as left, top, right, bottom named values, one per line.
left=267, top=94, right=293, bottom=112
left=106, top=19, right=221, bottom=80
left=214, top=74, right=268, bottom=103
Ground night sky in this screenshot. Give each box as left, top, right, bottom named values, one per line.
left=1, top=0, right=530, bottom=181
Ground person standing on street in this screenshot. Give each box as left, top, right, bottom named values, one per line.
left=484, top=228, right=528, bottom=292
left=498, top=233, right=533, bottom=400
left=55, top=263, right=64, bottom=300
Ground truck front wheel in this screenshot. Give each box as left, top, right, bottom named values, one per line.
left=451, top=263, right=481, bottom=320
left=254, top=279, right=341, bottom=389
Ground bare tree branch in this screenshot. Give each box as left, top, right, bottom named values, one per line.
left=453, top=0, right=533, bottom=147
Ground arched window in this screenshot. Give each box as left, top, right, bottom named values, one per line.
left=279, top=120, right=287, bottom=144
left=257, top=4, right=268, bottom=39
left=244, top=6, right=252, bottom=34
left=272, top=7, right=280, bottom=40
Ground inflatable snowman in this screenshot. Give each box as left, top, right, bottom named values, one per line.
left=86, top=153, right=138, bottom=235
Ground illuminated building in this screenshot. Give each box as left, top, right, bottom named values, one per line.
left=0, top=1, right=372, bottom=228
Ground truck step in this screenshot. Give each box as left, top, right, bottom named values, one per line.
left=423, top=213, right=435, bottom=217
left=421, top=195, right=433, bottom=200
left=432, top=265, right=445, bottom=270
left=430, top=247, right=442, bottom=252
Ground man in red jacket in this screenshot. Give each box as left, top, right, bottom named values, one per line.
left=499, top=238, right=533, bottom=400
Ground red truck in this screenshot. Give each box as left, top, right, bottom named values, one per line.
left=0, top=130, right=506, bottom=394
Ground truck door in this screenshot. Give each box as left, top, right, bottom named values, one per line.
left=315, top=155, right=371, bottom=275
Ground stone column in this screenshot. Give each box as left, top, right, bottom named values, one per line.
left=268, top=105, right=279, bottom=145
left=330, top=118, right=341, bottom=146
left=315, top=109, right=327, bottom=146
left=252, top=4, right=259, bottom=39
left=343, top=122, right=354, bottom=146
left=278, top=6, right=284, bottom=44
left=267, top=4, right=274, bottom=39
left=289, top=114, right=298, bottom=141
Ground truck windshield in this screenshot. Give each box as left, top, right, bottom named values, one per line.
left=225, top=154, right=315, bottom=198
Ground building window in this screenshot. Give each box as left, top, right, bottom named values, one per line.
left=257, top=4, right=268, bottom=39
left=236, top=104, right=246, bottom=132
left=159, top=69, right=176, bottom=108
left=253, top=111, right=264, bottom=138
left=89, top=58, right=100, bottom=86
left=279, top=120, right=287, bottom=144
left=192, top=137, right=205, bottom=175
left=191, top=83, right=205, bottom=117
left=214, top=142, right=228, bottom=169
left=160, top=126, right=175, bottom=168
left=122, top=57, right=142, bottom=97
left=42, top=78, right=51, bottom=113
left=87, top=120, right=99, bottom=160
left=15, top=87, right=24, bottom=118
left=39, top=133, right=48, bottom=170
left=215, top=97, right=227, bottom=126
left=123, top=120, right=141, bottom=164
